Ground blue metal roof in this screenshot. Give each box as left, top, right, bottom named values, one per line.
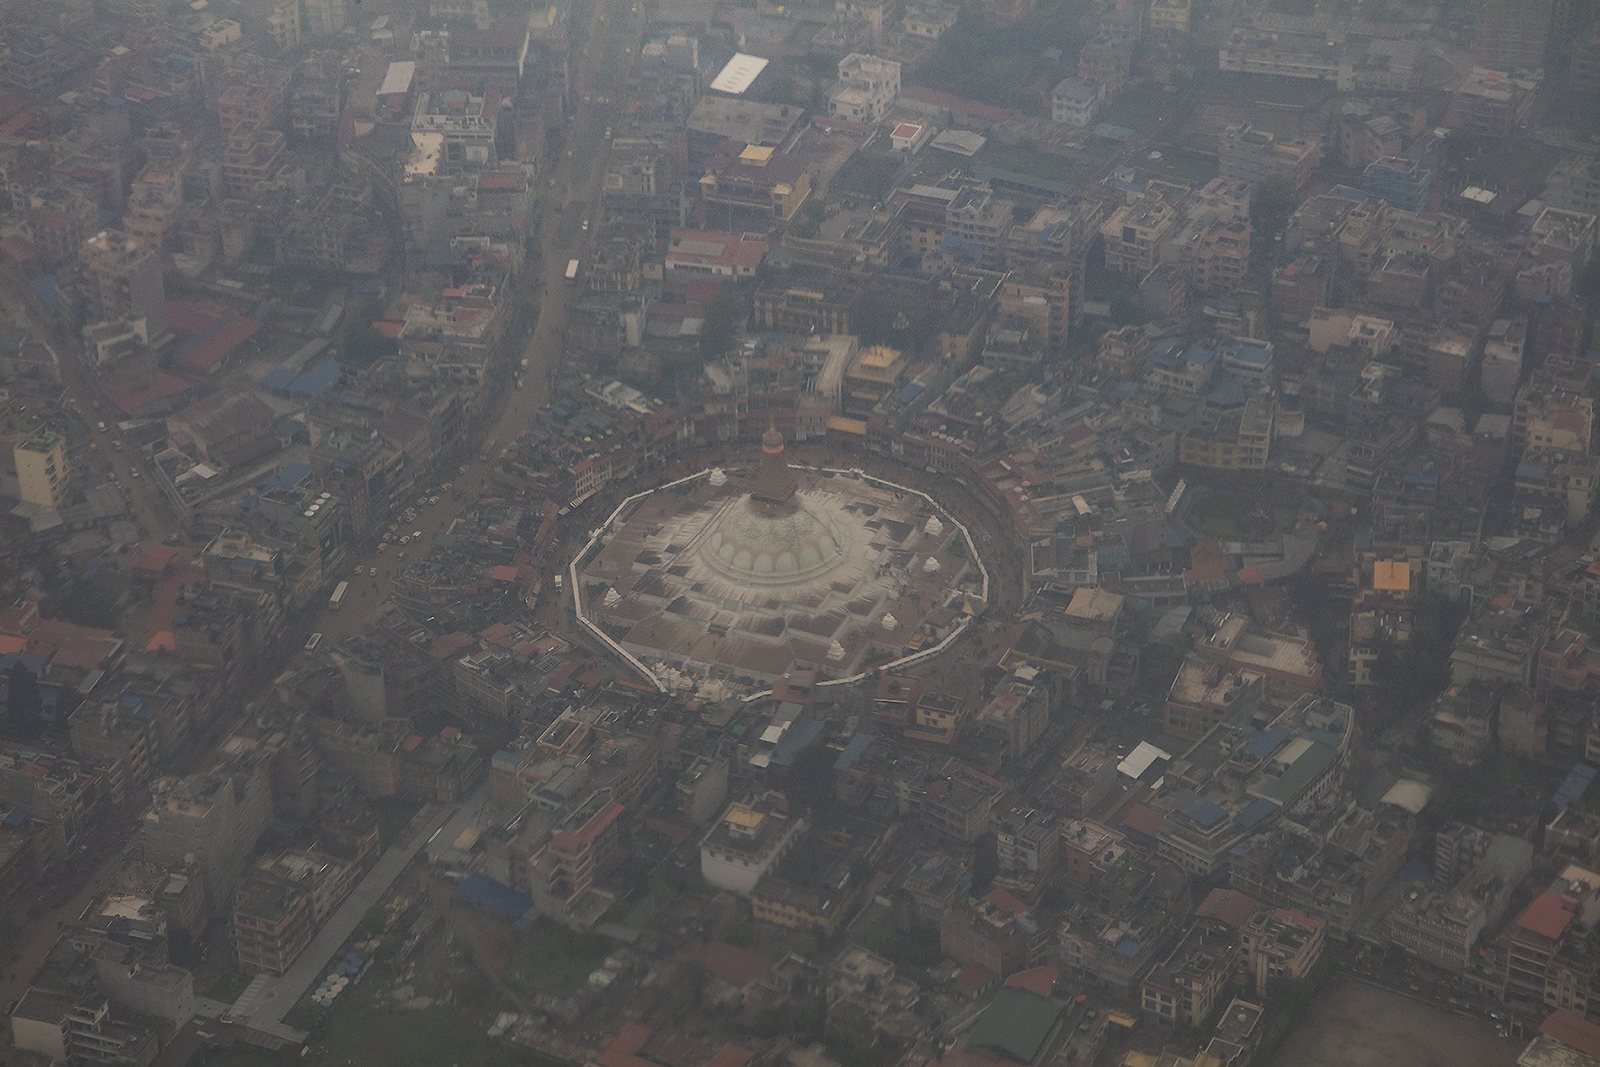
left=457, top=874, right=532, bottom=922
left=1114, top=937, right=1142, bottom=957
left=4, top=809, right=27, bottom=826
left=896, top=382, right=925, bottom=405
left=770, top=715, right=825, bottom=767
left=1242, top=729, right=1286, bottom=759
left=833, top=732, right=873, bottom=771
left=1184, top=797, right=1228, bottom=828
left=1234, top=797, right=1278, bottom=829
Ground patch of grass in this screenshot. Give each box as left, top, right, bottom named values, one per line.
left=977, top=141, right=1093, bottom=187
left=1186, top=491, right=1298, bottom=539
left=1100, top=85, right=1177, bottom=136
left=917, top=2, right=1093, bottom=113
left=1136, top=147, right=1219, bottom=186
left=370, top=797, right=421, bottom=849
left=857, top=924, right=943, bottom=969
left=203, top=970, right=254, bottom=1003
left=1453, top=140, right=1566, bottom=202
left=508, top=919, right=610, bottom=996
left=1209, top=72, right=1333, bottom=108
left=834, top=153, right=903, bottom=201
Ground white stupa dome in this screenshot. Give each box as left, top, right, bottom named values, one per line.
left=701, top=494, right=854, bottom=586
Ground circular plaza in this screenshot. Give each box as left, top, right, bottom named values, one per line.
left=570, top=431, right=990, bottom=696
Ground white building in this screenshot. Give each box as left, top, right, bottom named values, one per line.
left=700, top=796, right=806, bottom=895
left=829, top=53, right=900, bottom=125
left=1051, top=77, right=1104, bottom=127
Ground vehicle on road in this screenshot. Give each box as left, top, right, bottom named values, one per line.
left=304, top=633, right=323, bottom=651
left=129, top=468, right=140, bottom=478
left=581, top=218, right=589, bottom=231
left=566, top=259, right=580, bottom=281
left=329, top=582, right=348, bottom=610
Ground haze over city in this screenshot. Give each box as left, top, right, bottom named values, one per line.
left=0, top=1, right=1596, bottom=1067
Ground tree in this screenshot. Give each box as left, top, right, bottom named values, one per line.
left=969, top=832, right=999, bottom=895
left=787, top=744, right=838, bottom=826
left=699, top=287, right=741, bottom=359
left=792, top=199, right=826, bottom=240
left=1250, top=174, right=1298, bottom=246
left=5, top=661, right=43, bottom=741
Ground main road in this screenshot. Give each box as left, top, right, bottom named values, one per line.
left=307, top=0, right=642, bottom=641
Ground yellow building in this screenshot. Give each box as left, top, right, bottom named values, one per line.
left=14, top=429, right=68, bottom=508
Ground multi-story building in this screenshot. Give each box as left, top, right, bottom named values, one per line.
left=941, top=887, right=1046, bottom=978
left=13, top=429, right=69, bottom=509
left=1190, top=218, right=1253, bottom=294
left=1140, top=923, right=1238, bottom=1025
left=1078, top=26, right=1135, bottom=93
left=78, top=229, right=169, bottom=339
left=410, top=90, right=498, bottom=174
left=1101, top=198, right=1178, bottom=276
left=1546, top=156, right=1600, bottom=218
left=699, top=144, right=812, bottom=225
left=995, top=808, right=1060, bottom=875
left=1051, top=77, right=1103, bottom=127
left=1385, top=834, right=1530, bottom=971
left=828, top=54, right=900, bottom=124
left=981, top=315, right=1044, bottom=372
left=1362, top=156, right=1432, bottom=213
left=700, top=794, right=806, bottom=895
left=233, top=878, right=313, bottom=975
left=1239, top=908, right=1325, bottom=995
left=1218, top=125, right=1318, bottom=191
left=142, top=754, right=275, bottom=904
left=1148, top=0, right=1190, bottom=33
left=1474, top=0, right=1553, bottom=72
left=946, top=184, right=1014, bottom=263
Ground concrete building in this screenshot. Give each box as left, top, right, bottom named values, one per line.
left=1140, top=923, right=1238, bottom=1026
left=1362, top=156, right=1432, bottom=213
left=1238, top=907, right=1325, bottom=995
left=941, top=887, right=1045, bottom=978
left=1051, top=77, right=1103, bottom=127
left=409, top=90, right=498, bottom=175
left=1474, top=0, right=1553, bottom=72
left=700, top=794, right=806, bottom=895
left=828, top=54, right=900, bottom=124
left=1101, top=198, right=1178, bottom=276
left=14, top=429, right=69, bottom=509
left=1149, top=0, right=1190, bottom=33
left=142, top=754, right=275, bottom=906
left=1218, top=125, right=1318, bottom=191
left=1546, top=156, right=1600, bottom=217
left=1385, top=833, right=1529, bottom=971
left=78, top=228, right=169, bottom=341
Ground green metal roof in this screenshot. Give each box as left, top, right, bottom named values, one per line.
left=1253, top=740, right=1336, bottom=807
left=965, top=989, right=1063, bottom=1065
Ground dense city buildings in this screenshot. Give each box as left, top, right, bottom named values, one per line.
left=0, top=2, right=1597, bottom=1067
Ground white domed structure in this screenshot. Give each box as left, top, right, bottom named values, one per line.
left=575, top=425, right=989, bottom=689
